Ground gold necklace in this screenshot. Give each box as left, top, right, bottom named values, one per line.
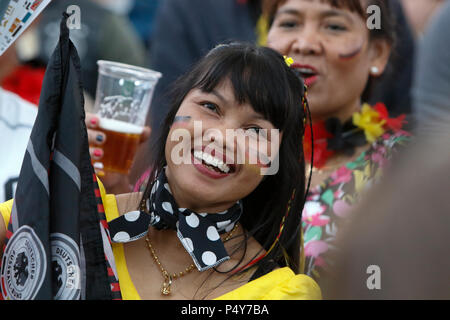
left=145, top=223, right=239, bottom=296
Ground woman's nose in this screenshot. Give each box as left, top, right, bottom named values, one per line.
left=290, top=25, right=323, bottom=56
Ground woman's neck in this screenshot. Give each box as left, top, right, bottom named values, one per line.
left=165, top=169, right=237, bottom=214
left=312, top=99, right=361, bottom=124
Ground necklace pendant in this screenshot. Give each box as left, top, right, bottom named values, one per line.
left=161, top=272, right=172, bottom=295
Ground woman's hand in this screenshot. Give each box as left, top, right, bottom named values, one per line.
left=85, top=113, right=151, bottom=194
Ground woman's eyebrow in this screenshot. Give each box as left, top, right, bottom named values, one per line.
left=210, top=89, right=227, bottom=104
left=275, top=8, right=302, bottom=18
left=319, top=9, right=354, bottom=24
left=275, top=7, right=354, bottom=24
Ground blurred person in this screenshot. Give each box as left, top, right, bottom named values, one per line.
left=90, top=0, right=135, bottom=15
left=264, top=0, right=412, bottom=280
left=411, top=0, right=450, bottom=139
left=32, top=0, right=150, bottom=194
left=33, top=0, right=146, bottom=99
left=320, top=132, right=450, bottom=299
left=400, top=0, right=446, bottom=38
left=147, top=0, right=262, bottom=139
left=317, top=1, right=450, bottom=299
left=0, top=45, right=38, bottom=203
left=128, top=0, right=162, bottom=49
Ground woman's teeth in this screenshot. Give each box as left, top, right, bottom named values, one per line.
left=298, top=68, right=316, bottom=77
left=193, top=150, right=231, bottom=174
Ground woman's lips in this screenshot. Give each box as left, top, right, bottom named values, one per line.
left=304, top=75, right=318, bottom=87
left=291, top=63, right=320, bottom=87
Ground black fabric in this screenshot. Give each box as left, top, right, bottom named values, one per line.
left=0, top=13, right=118, bottom=300
left=325, top=117, right=367, bottom=156
left=109, top=169, right=242, bottom=272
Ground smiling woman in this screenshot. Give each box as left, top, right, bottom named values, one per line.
left=8, top=42, right=318, bottom=300
left=263, top=0, right=412, bottom=282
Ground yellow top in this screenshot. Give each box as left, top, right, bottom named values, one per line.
left=0, top=181, right=321, bottom=300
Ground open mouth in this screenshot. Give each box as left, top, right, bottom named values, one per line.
left=192, top=149, right=236, bottom=175
left=292, top=63, right=319, bottom=86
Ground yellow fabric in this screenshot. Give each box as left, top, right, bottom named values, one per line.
left=0, top=179, right=321, bottom=300
left=0, top=199, right=13, bottom=230
left=97, top=179, right=141, bottom=300
left=97, top=180, right=321, bottom=300
left=215, top=267, right=321, bottom=300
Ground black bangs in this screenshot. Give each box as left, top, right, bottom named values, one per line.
left=192, top=43, right=303, bottom=130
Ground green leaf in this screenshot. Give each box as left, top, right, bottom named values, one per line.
left=304, top=226, right=323, bottom=243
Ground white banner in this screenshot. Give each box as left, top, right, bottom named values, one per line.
left=0, top=0, right=51, bottom=56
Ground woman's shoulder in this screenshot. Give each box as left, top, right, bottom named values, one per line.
left=215, top=267, right=322, bottom=300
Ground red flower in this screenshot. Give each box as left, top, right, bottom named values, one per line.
left=304, top=121, right=335, bottom=168
left=373, top=102, right=406, bottom=131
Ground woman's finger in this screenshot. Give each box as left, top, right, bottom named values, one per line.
left=86, top=113, right=99, bottom=128
left=88, top=128, right=106, bottom=145
left=89, top=147, right=104, bottom=160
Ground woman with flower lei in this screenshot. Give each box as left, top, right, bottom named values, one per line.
left=263, top=0, right=412, bottom=281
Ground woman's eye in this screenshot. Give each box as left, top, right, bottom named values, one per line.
left=201, top=102, right=219, bottom=113
left=325, top=23, right=347, bottom=32
left=277, top=19, right=299, bottom=29
left=246, top=126, right=262, bottom=134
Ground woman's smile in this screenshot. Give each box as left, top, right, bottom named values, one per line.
left=191, top=145, right=237, bottom=179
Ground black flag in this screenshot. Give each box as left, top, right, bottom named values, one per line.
left=0, top=13, right=121, bottom=300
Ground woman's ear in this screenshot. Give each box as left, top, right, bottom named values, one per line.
left=368, top=39, right=392, bottom=77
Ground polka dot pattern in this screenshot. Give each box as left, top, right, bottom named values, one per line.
left=202, top=251, right=217, bottom=266
left=107, top=169, right=243, bottom=271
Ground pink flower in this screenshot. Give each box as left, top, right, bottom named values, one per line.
left=371, top=151, right=388, bottom=168
left=333, top=200, right=352, bottom=218
left=304, top=240, right=329, bottom=258
left=330, top=166, right=353, bottom=186
left=302, top=202, right=330, bottom=226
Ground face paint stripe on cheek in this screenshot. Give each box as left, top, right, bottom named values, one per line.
left=338, top=44, right=363, bottom=60
left=171, top=115, right=192, bottom=128
left=173, top=115, right=192, bottom=123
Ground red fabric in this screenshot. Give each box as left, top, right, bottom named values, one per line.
left=304, top=121, right=335, bottom=169
left=373, top=102, right=407, bottom=131
left=1, top=65, right=45, bottom=105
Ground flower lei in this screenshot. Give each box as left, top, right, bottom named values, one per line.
left=304, top=102, right=407, bottom=169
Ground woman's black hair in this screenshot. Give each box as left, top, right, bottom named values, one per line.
left=140, top=42, right=308, bottom=279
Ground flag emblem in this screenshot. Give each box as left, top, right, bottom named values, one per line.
left=1, top=225, right=47, bottom=300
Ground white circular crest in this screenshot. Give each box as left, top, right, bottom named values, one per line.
left=1, top=225, right=47, bottom=300
left=50, top=233, right=81, bottom=300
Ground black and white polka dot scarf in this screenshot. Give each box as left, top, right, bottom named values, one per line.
left=108, top=170, right=242, bottom=272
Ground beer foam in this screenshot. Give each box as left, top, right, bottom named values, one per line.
left=99, top=118, right=144, bottom=134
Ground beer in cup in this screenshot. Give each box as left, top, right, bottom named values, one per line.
left=91, top=60, right=161, bottom=174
